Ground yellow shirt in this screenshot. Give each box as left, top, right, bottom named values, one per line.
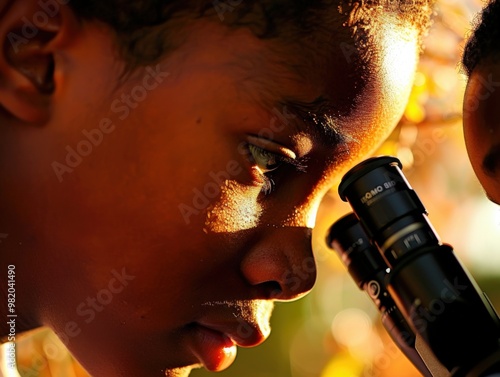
left=0, top=328, right=90, bottom=377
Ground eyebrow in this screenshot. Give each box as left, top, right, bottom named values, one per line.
left=278, top=96, right=351, bottom=148
left=482, top=144, right=500, bottom=177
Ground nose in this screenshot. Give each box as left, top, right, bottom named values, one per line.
left=240, top=226, right=317, bottom=301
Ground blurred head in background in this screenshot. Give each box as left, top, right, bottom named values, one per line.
left=462, top=0, right=500, bottom=204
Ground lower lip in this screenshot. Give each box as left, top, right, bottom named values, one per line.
left=188, top=325, right=237, bottom=372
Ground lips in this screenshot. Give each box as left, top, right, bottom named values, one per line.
left=197, top=318, right=269, bottom=347
left=182, top=300, right=273, bottom=371
left=187, top=325, right=237, bottom=372
left=187, top=319, right=270, bottom=372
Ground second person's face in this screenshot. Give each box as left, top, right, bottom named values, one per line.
left=463, top=57, right=500, bottom=205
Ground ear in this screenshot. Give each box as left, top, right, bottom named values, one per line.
left=0, top=0, right=79, bottom=124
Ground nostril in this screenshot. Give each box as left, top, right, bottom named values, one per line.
left=482, top=145, right=500, bottom=177
left=266, top=282, right=282, bottom=299
left=240, top=227, right=316, bottom=300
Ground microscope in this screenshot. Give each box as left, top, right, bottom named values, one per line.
left=327, top=156, right=500, bottom=376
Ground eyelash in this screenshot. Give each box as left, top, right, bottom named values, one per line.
left=245, top=143, right=307, bottom=195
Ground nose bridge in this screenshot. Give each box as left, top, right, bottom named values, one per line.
left=277, top=184, right=327, bottom=230
left=240, top=226, right=317, bottom=301
left=281, top=201, right=320, bottom=229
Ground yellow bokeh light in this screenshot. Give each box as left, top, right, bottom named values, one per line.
left=320, top=353, right=364, bottom=377
left=331, top=308, right=372, bottom=348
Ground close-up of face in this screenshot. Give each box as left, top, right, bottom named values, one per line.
left=463, top=57, right=500, bottom=205
left=0, top=1, right=423, bottom=377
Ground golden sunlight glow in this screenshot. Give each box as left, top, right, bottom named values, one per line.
left=379, top=24, right=419, bottom=114
left=204, top=180, right=262, bottom=233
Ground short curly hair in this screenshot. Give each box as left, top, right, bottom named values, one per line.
left=68, top=0, right=435, bottom=69
left=462, top=0, right=500, bottom=76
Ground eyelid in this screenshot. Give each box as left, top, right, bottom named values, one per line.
left=246, top=135, right=308, bottom=175
left=246, top=135, right=297, bottom=160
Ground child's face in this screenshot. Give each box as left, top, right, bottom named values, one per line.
left=463, top=58, right=500, bottom=205
left=0, top=13, right=419, bottom=377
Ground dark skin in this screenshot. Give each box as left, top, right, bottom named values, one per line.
left=0, top=1, right=420, bottom=376
left=463, top=56, right=500, bottom=205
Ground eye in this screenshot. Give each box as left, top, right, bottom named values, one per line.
left=248, top=144, right=283, bottom=173
left=245, top=140, right=307, bottom=195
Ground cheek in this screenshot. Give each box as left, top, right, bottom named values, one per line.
left=476, top=174, right=499, bottom=203
left=463, top=115, right=485, bottom=174
left=204, top=181, right=262, bottom=233
left=463, top=99, right=500, bottom=203
left=463, top=90, right=498, bottom=176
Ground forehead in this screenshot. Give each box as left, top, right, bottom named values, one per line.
left=163, top=16, right=418, bottom=157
